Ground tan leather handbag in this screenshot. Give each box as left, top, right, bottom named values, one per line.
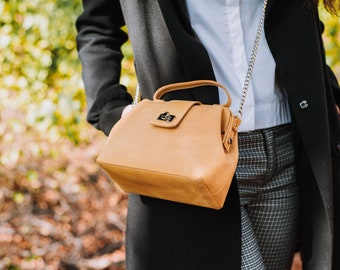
left=97, top=0, right=267, bottom=209
left=97, top=80, right=241, bottom=209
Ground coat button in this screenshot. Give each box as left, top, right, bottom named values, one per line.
left=337, top=143, right=340, bottom=153
left=299, top=100, right=309, bottom=110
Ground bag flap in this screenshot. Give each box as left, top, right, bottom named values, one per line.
left=150, top=100, right=201, bottom=128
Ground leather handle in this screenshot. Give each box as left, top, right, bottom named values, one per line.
left=153, top=80, right=232, bottom=108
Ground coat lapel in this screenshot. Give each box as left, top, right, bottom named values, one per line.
left=157, top=0, right=219, bottom=104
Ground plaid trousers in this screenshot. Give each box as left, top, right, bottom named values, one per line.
left=236, top=124, right=299, bottom=270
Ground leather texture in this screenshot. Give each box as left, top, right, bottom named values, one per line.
left=97, top=80, right=241, bottom=209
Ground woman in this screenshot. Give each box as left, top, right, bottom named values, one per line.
left=76, top=0, right=340, bottom=269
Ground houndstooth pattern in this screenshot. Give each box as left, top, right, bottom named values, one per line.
left=236, top=124, right=299, bottom=270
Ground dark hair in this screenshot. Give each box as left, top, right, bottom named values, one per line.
left=308, top=0, right=340, bottom=14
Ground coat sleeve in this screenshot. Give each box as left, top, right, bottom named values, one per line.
left=76, top=0, right=132, bottom=135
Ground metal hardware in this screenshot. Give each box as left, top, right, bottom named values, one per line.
left=237, top=0, right=268, bottom=118
left=157, top=112, right=175, bottom=122
left=132, top=83, right=140, bottom=106
left=299, top=100, right=309, bottom=110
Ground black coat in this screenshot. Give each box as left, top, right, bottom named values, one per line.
left=76, top=0, right=340, bottom=269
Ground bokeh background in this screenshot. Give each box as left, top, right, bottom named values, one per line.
left=0, top=1, right=339, bottom=269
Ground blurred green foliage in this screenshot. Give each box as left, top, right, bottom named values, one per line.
left=0, top=1, right=138, bottom=146
left=0, top=0, right=85, bottom=145
left=320, top=8, right=340, bottom=79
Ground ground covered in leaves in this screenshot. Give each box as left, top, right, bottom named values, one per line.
left=0, top=128, right=128, bottom=270
left=0, top=123, right=302, bottom=270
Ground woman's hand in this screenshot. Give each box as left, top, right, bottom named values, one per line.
left=336, top=105, right=340, bottom=115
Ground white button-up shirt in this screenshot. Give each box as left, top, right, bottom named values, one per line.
left=185, top=0, right=291, bottom=131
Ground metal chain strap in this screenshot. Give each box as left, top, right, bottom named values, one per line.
left=237, top=0, right=268, bottom=117
left=132, top=83, right=139, bottom=106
